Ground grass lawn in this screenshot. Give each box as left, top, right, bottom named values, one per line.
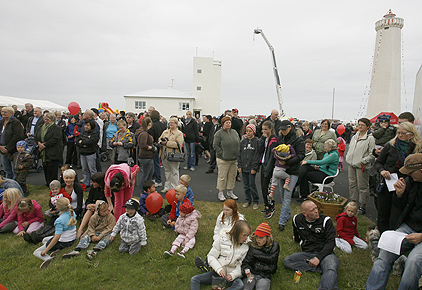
left=0, top=185, right=400, bottom=290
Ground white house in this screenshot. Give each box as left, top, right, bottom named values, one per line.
left=124, top=56, right=222, bottom=118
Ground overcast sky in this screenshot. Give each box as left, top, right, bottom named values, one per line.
left=0, top=1, right=420, bottom=121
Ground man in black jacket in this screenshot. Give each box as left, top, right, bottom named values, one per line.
left=25, top=107, right=44, bottom=137
left=205, top=117, right=220, bottom=174
left=148, top=110, right=166, bottom=187
left=366, top=153, right=422, bottom=289
left=256, top=109, right=282, bottom=137
left=284, top=200, right=339, bottom=290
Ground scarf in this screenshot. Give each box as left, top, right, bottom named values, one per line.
left=395, top=138, right=415, bottom=168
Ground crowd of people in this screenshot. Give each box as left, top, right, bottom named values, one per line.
left=0, top=102, right=422, bottom=289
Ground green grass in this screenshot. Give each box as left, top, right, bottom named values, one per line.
left=0, top=185, right=400, bottom=290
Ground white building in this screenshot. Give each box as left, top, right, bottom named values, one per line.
left=366, top=10, right=404, bottom=119
left=124, top=56, right=222, bottom=118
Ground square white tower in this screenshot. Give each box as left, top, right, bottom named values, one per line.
left=192, top=57, right=221, bottom=117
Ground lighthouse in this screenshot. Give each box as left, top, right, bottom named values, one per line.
left=366, top=10, right=404, bottom=119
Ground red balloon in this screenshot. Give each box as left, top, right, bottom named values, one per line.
left=145, top=192, right=163, bottom=214
left=68, top=102, right=80, bottom=115
left=337, top=125, right=345, bottom=135
left=166, top=189, right=177, bottom=205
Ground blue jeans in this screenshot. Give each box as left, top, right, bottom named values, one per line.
left=366, top=223, right=422, bottom=290
left=242, top=171, right=259, bottom=204
left=283, top=252, right=339, bottom=290
left=185, top=142, right=196, bottom=169
left=190, top=271, right=244, bottom=290
left=76, top=233, right=112, bottom=251
left=138, top=158, right=154, bottom=188
left=1, top=153, right=15, bottom=180
left=81, top=153, right=97, bottom=186
left=152, top=152, right=162, bottom=183
left=278, top=175, right=298, bottom=226
left=243, top=275, right=271, bottom=290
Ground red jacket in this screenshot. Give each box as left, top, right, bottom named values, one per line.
left=337, top=142, right=346, bottom=157
left=169, top=196, right=191, bottom=221
left=50, top=188, right=72, bottom=206
left=335, top=212, right=361, bottom=245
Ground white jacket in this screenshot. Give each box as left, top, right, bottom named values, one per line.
left=207, top=233, right=249, bottom=279
left=213, top=211, right=245, bottom=241
left=345, top=132, right=375, bottom=168
left=111, top=212, right=147, bottom=245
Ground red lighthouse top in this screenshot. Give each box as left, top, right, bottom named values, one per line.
left=383, top=9, right=396, bottom=18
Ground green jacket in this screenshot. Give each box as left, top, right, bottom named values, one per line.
left=213, top=129, right=240, bottom=161
left=312, top=129, right=337, bottom=159
left=307, top=149, right=339, bottom=176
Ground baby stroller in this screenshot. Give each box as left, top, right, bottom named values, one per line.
left=25, top=137, right=43, bottom=173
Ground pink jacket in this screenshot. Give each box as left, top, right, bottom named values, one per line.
left=104, top=164, right=139, bottom=198
left=0, top=203, right=18, bottom=229
left=175, top=210, right=199, bottom=242
left=17, top=200, right=44, bottom=231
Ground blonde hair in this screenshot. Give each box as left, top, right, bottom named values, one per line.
left=63, top=169, right=76, bottom=179
left=325, top=139, right=337, bottom=150
left=251, top=233, right=274, bottom=249
left=97, top=200, right=108, bottom=213
left=228, top=220, right=251, bottom=247
left=17, top=198, right=33, bottom=214
left=180, top=175, right=191, bottom=184
left=345, top=201, right=358, bottom=212
left=49, top=180, right=61, bottom=189
left=169, top=117, right=179, bottom=124
left=175, top=184, right=187, bottom=194
left=390, top=122, right=422, bottom=153
left=117, top=119, right=127, bottom=127
left=55, top=197, right=77, bottom=226
left=3, top=188, right=22, bottom=210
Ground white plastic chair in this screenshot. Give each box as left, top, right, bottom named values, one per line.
left=309, top=169, right=340, bottom=192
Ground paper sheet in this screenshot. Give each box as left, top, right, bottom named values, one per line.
left=378, top=230, right=407, bottom=255
left=385, top=173, right=399, bottom=192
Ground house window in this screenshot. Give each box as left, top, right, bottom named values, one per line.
left=179, top=102, right=189, bottom=111
left=135, top=101, right=146, bottom=110
left=197, top=87, right=201, bottom=91
left=197, top=69, right=202, bottom=73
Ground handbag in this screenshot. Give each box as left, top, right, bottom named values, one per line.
left=167, top=142, right=185, bottom=162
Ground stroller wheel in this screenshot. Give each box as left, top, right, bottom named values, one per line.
left=36, top=165, right=43, bottom=173
left=100, top=153, right=108, bottom=162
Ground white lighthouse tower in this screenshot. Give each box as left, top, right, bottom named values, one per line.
left=366, top=10, right=404, bottom=119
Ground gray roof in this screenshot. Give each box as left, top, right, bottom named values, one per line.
left=124, top=88, right=194, bottom=99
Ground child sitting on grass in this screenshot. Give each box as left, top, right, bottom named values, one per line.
left=179, top=174, right=194, bottom=205
left=335, top=201, right=368, bottom=254
left=15, top=198, right=44, bottom=237
left=33, top=197, right=77, bottom=269
left=191, top=220, right=251, bottom=290
left=0, top=188, right=22, bottom=233
left=12, top=140, right=33, bottom=197
left=111, top=198, right=147, bottom=255
left=45, top=180, right=72, bottom=218
left=241, top=222, right=280, bottom=290
left=164, top=203, right=200, bottom=258
left=139, top=180, right=164, bottom=221
left=161, top=184, right=191, bottom=229
left=62, top=201, right=115, bottom=260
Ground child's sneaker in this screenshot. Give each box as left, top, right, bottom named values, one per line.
left=283, top=184, right=290, bottom=191
left=86, top=250, right=97, bottom=261
left=163, top=251, right=173, bottom=258
left=177, top=252, right=186, bottom=258
left=264, top=207, right=275, bottom=219
left=268, top=193, right=274, bottom=200
left=195, top=256, right=210, bottom=272
left=50, top=249, right=61, bottom=257
left=40, top=256, right=56, bottom=269
left=62, top=250, right=80, bottom=259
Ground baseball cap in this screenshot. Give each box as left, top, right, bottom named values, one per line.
left=123, top=199, right=139, bottom=210
left=399, top=153, right=422, bottom=175
left=280, top=120, right=293, bottom=130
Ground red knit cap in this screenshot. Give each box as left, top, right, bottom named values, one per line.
left=179, top=203, right=195, bottom=214
left=254, top=222, right=271, bottom=237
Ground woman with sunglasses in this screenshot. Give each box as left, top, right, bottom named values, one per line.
left=374, top=122, right=422, bottom=233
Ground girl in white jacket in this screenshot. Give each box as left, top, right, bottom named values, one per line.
left=213, top=199, right=245, bottom=241
left=191, top=220, right=251, bottom=290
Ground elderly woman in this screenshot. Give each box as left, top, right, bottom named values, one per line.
left=345, top=118, right=375, bottom=215
left=299, top=139, right=339, bottom=198
left=0, top=106, right=25, bottom=179
left=374, top=122, right=422, bottom=233
left=159, top=117, right=184, bottom=193
left=126, top=112, right=140, bottom=135
left=213, top=116, right=240, bottom=201
left=312, top=119, right=337, bottom=160
left=62, top=169, right=85, bottom=218
left=35, top=112, right=63, bottom=186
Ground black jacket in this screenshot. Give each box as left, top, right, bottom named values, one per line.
left=182, top=118, right=200, bottom=143
left=392, top=178, right=422, bottom=231
left=26, top=115, right=44, bottom=136
left=268, top=130, right=305, bottom=176
left=256, top=116, right=282, bottom=137
left=293, top=213, right=336, bottom=261
left=86, top=186, right=109, bottom=206
left=231, top=117, right=243, bottom=137
left=21, top=109, right=34, bottom=129
left=76, top=130, right=98, bottom=156
left=241, top=241, right=280, bottom=279
left=128, top=122, right=141, bottom=135
left=238, top=137, right=264, bottom=173
left=148, top=120, right=166, bottom=142
left=261, top=135, right=278, bottom=177
left=0, top=117, right=25, bottom=160
left=372, top=126, right=396, bottom=146
left=61, top=182, right=84, bottom=217
left=374, top=143, right=407, bottom=178
left=34, top=123, right=63, bottom=161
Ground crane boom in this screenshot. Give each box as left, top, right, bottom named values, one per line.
left=254, top=28, right=284, bottom=116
